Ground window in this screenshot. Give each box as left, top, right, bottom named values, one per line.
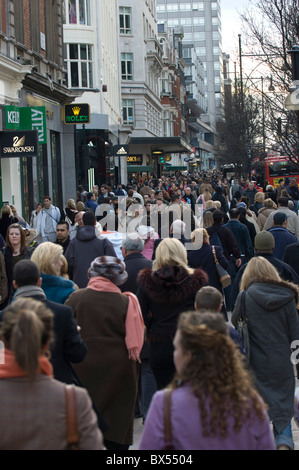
left=193, top=2, right=204, bottom=10
left=122, top=100, right=134, bottom=125
left=65, top=44, right=93, bottom=88
left=119, top=7, right=131, bottom=34
left=180, top=3, right=191, bottom=11
left=67, top=0, right=91, bottom=25
left=121, top=53, right=133, bottom=80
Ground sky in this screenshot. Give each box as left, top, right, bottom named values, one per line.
left=221, top=0, right=250, bottom=60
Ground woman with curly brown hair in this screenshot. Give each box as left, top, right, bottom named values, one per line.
left=139, top=311, right=275, bottom=450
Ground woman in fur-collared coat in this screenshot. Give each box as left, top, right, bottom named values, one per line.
left=137, top=238, right=208, bottom=390
left=232, top=256, right=299, bottom=450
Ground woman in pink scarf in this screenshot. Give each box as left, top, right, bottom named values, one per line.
left=65, top=256, right=145, bottom=451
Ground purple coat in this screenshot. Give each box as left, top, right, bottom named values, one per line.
left=139, top=384, right=276, bottom=450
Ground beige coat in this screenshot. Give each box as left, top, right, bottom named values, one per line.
left=0, top=375, right=104, bottom=450
left=257, top=207, right=276, bottom=230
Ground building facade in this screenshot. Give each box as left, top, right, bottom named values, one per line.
left=118, top=0, right=192, bottom=181
left=63, top=0, right=122, bottom=189
left=156, top=0, right=223, bottom=169
left=0, top=0, right=77, bottom=221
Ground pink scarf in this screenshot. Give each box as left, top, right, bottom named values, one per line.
left=87, top=277, right=145, bottom=362
left=0, top=349, right=53, bottom=378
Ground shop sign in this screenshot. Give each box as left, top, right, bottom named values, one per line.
left=114, top=145, right=129, bottom=157
left=0, top=130, right=39, bottom=158
left=127, top=155, right=143, bottom=165
left=64, top=103, right=90, bottom=124
left=5, top=106, right=47, bottom=144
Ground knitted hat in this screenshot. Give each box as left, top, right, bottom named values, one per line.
left=237, top=202, right=247, bottom=209
left=254, top=231, right=275, bottom=251
left=88, top=256, right=128, bottom=285
left=273, top=212, right=287, bottom=225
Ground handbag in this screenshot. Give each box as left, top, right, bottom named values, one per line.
left=162, top=389, right=175, bottom=450
left=65, top=384, right=79, bottom=450
left=236, top=291, right=250, bottom=368
left=212, top=246, right=231, bottom=288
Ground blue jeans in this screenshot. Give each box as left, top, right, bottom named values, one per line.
left=273, top=422, right=294, bottom=449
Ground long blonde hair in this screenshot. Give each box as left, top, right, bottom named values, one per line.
left=153, top=238, right=192, bottom=273
left=240, top=256, right=280, bottom=291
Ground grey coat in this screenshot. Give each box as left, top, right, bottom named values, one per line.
left=232, top=280, right=299, bottom=433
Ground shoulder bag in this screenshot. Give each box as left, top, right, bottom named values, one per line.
left=65, top=384, right=79, bottom=450
left=212, top=245, right=231, bottom=288
left=162, top=389, right=175, bottom=450
left=236, top=291, right=250, bottom=368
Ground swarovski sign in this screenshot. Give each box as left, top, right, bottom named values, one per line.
left=0, top=130, right=39, bottom=158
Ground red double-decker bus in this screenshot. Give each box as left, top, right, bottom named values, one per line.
left=265, top=154, right=299, bottom=188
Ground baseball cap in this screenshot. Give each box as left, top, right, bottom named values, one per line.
left=273, top=212, right=287, bottom=225
left=254, top=231, right=275, bottom=251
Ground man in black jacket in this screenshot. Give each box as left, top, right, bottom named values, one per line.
left=65, top=211, right=116, bottom=288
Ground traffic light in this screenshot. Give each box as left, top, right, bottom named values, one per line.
left=160, top=155, right=165, bottom=164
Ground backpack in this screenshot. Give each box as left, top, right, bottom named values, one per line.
left=210, top=228, right=223, bottom=249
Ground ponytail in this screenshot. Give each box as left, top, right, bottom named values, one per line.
left=10, top=309, right=44, bottom=382
left=0, top=298, right=54, bottom=383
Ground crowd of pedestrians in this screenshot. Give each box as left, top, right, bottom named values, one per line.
left=0, top=171, right=299, bottom=450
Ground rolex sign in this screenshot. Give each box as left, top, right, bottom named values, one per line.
left=64, top=104, right=90, bottom=124
left=0, top=130, right=39, bottom=158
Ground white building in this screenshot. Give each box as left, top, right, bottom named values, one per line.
left=156, top=0, right=223, bottom=168
left=63, top=0, right=122, bottom=188
left=118, top=0, right=192, bottom=180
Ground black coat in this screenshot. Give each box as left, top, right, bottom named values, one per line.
left=121, top=252, right=152, bottom=295
left=137, top=266, right=208, bottom=388
left=187, top=243, right=229, bottom=293
left=283, top=242, right=299, bottom=276
left=0, top=291, right=87, bottom=385
left=2, top=246, right=34, bottom=307
left=206, top=223, right=240, bottom=261
left=65, top=226, right=116, bottom=288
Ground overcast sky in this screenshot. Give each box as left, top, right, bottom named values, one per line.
left=221, top=0, right=250, bottom=59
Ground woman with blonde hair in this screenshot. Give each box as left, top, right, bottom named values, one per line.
left=0, top=297, right=104, bottom=450
left=232, top=256, right=299, bottom=450
left=139, top=311, right=275, bottom=450
left=137, top=237, right=208, bottom=389
left=31, top=242, right=76, bottom=304
left=257, top=198, right=277, bottom=230
left=196, top=187, right=212, bottom=210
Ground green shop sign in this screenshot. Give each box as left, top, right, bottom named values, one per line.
left=5, top=106, right=47, bottom=144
